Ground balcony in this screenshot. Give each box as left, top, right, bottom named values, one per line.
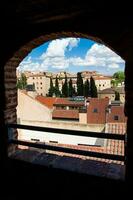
left=7, top=123, right=125, bottom=181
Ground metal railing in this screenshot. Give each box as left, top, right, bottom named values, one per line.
left=6, top=123, right=126, bottom=162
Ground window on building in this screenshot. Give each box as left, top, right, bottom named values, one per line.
left=40, top=77, right=42, bottom=79
left=114, top=115, right=119, bottom=120
left=31, top=138, right=40, bottom=142
left=33, top=77, right=34, bottom=79
left=40, top=82, right=42, bottom=85
left=49, top=141, right=58, bottom=143
left=93, top=108, right=98, bottom=113
left=61, top=106, right=66, bottom=109
left=40, top=87, right=42, bottom=89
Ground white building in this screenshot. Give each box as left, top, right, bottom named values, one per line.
left=27, top=73, right=50, bottom=96
left=94, top=76, right=111, bottom=91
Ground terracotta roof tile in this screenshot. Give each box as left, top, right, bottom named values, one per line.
left=54, top=98, right=84, bottom=106
left=36, top=96, right=56, bottom=109
left=52, top=109, right=79, bottom=119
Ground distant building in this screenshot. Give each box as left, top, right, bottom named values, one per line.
left=52, top=71, right=77, bottom=92
left=98, top=88, right=116, bottom=101
left=106, top=105, right=127, bottom=123
left=27, top=73, right=50, bottom=96
left=52, top=97, right=85, bottom=121
left=51, top=71, right=111, bottom=92
left=93, top=76, right=111, bottom=90
left=98, top=87, right=125, bottom=103
left=87, top=98, right=109, bottom=124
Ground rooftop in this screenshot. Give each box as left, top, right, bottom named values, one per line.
left=52, top=109, right=79, bottom=120
left=36, top=96, right=56, bottom=109
left=98, top=88, right=116, bottom=94
left=107, top=106, right=127, bottom=123
left=53, top=98, right=85, bottom=106
left=87, top=98, right=109, bottom=124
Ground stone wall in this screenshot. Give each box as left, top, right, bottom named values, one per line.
left=1, top=0, right=133, bottom=182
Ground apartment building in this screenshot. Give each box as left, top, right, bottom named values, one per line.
left=27, top=73, right=50, bottom=96
left=98, top=87, right=125, bottom=103
left=52, top=71, right=111, bottom=92
left=94, top=76, right=111, bottom=90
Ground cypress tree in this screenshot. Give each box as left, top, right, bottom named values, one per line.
left=48, top=77, right=54, bottom=97
left=68, top=78, right=75, bottom=97
left=83, top=79, right=90, bottom=97
left=90, top=76, right=98, bottom=98
left=77, top=72, right=83, bottom=96
left=62, top=74, right=68, bottom=97
left=115, top=91, right=120, bottom=101
left=54, top=76, right=60, bottom=97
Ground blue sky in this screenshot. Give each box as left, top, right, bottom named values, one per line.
left=18, top=38, right=125, bottom=75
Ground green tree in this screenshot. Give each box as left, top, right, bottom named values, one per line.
left=115, top=91, right=120, bottom=101
left=17, top=73, right=27, bottom=89
left=33, top=83, right=35, bottom=91
left=68, top=78, right=75, bottom=97
left=77, top=72, right=83, bottom=96
left=83, top=79, right=90, bottom=97
left=112, top=71, right=125, bottom=86
left=111, top=79, right=118, bottom=87
left=54, top=76, right=61, bottom=97
left=62, top=74, right=68, bottom=97
left=48, top=78, right=54, bottom=97
left=90, top=76, right=98, bottom=98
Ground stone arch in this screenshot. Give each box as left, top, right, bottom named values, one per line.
left=4, top=31, right=125, bottom=127
left=1, top=0, right=133, bottom=188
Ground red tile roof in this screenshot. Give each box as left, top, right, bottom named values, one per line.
left=36, top=96, right=56, bottom=109
left=53, top=98, right=84, bottom=106
left=46, top=140, right=124, bottom=165
left=106, top=123, right=126, bottom=134
left=87, top=98, right=109, bottom=124
left=94, top=76, right=111, bottom=80
left=52, top=109, right=79, bottom=120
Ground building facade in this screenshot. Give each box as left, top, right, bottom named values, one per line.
left=27, top=73, right=50, bottom=96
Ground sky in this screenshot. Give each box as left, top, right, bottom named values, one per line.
left=18, top=38, right=125, bottom=75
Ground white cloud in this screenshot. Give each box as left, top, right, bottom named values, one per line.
left=38, top=37, right=80, bottom=70
left=68, top=44, right=124, bottom=69
left=41, top=38, right=80, bottom=59
left=108, top=63, right=120, bottom=69
left=18, top=38, right=125, bottom=72
left=18, top=57, right=47, bottom=71
left=85, top=43, right=124, bottom=68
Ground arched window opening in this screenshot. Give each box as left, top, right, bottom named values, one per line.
left=8, top=36, right=126, bottom=180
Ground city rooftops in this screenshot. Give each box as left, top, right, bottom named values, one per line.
left=98, top=88, right=115, bottom=94
left=53, top=97, right=85, bottom=106
left=52, top=109, right=79, bottom=120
